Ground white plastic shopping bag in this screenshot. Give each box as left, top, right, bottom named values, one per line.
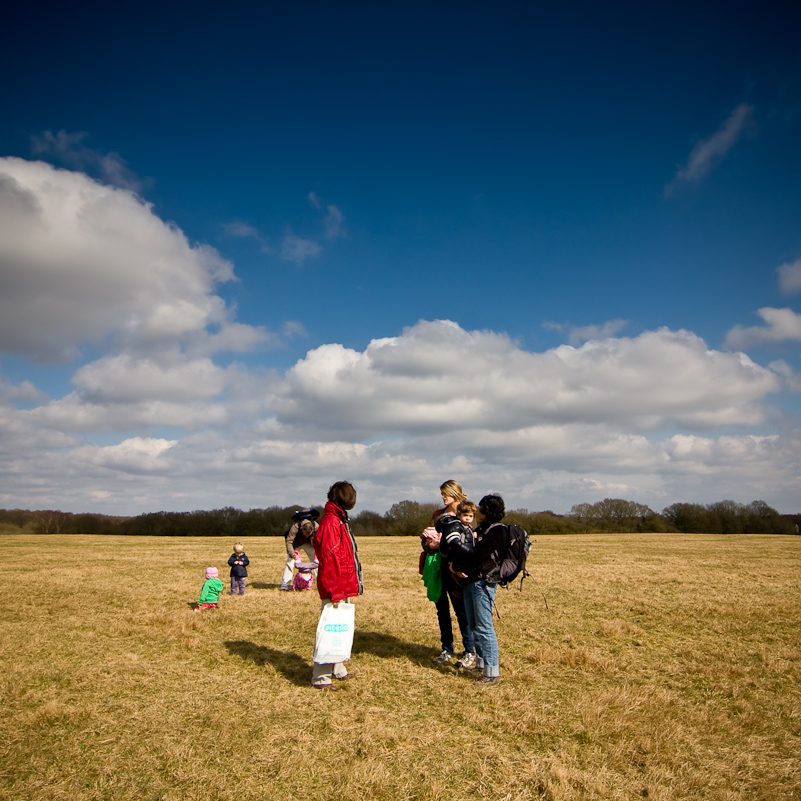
left=313, top=601, right=355, bottom=664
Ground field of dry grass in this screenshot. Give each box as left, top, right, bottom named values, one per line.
left=1, top=532, right=799, bottom=800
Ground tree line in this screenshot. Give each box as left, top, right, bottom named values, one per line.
left=1, top=497, right=798, bottom=536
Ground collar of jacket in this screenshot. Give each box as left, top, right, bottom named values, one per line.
left=324, top=500, right=349, bottom=521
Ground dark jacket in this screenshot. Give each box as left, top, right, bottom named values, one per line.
left=460, top=522, right=507, bottom=585
left=228, top=552, right=249, bottom=577
left=435, top=512, right=474, bottom=564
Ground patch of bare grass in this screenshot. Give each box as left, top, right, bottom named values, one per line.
left=0, top=533, right=800, bottom=800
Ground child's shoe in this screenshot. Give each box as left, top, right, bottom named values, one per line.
left=432, top=649, right=453, bottom=665
left=455, top=651, right=476, bottom=669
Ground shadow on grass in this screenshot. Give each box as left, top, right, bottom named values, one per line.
left=249, top=582, right=284, bottom=590
left=225, top=631, right=445, bottom=685
left=353, top=630, right=436, bottom=667
left=224, top=640, right=310, bottom=686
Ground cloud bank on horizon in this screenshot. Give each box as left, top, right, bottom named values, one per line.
left=1, top=2, right=800, bottom=516
left=1, top=153, right=799, bottom=516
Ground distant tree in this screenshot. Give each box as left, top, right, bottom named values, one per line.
left=743, top=500, right=796, bottom=535
left=662, top=503, right=713, bottom=533
left=506, top=509, right=580, bottom=536
left=569, top=502, right=598, bottom=531
left=706, top=500, right=746, bottom=534
left=33, top=510, right=71, bottom=535
left=0, top=509, right=37, bottom=528
left=384, top=500, right=437, bottom=537
left=782, top=514, right=801, bottom=534
left=351, top=510, right=388, bottom=537
left=569, top=499, right=656, bottom=532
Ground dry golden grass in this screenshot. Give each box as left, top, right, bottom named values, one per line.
left=1, top=533, right=799, bottom=800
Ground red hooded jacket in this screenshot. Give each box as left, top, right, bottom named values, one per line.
left=314, top=501, right=363, bottom=603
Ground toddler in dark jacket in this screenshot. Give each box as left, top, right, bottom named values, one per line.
left=228, top=542, right=249, bottom=596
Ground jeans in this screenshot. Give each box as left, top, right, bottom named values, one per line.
left=464, top=581, right=499, bottom=677
left=435, top=568, right=475, bottom=655
left=230, top=576, right=246, bottom=595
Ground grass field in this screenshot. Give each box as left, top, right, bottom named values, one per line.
left=1, top=533, right=799, bottom=800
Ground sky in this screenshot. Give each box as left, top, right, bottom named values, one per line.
left=2, top=1, right=801, bottom=517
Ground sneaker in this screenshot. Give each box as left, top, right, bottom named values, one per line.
left=432, top=649, right=454, bottom=665
left=455, top=652, right=476, bottom=669
left=477, top=675, right=502, bottom=686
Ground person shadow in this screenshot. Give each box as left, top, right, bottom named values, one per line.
left=248, top=581, right=284, bottom=590
left=353, top=630, right=442, bottom=668
left=225, top=632, right=462, bottom=683
left=224, top=641, right=310, bottom=686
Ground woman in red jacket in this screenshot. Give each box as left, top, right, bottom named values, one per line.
left=311, top=481, right=364, bottom=689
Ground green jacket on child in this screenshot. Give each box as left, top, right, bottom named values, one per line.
left=198, top=577, right=225, bottom=604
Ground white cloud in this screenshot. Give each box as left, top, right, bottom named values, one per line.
left=0, top=159, right=797, bottom=515
left=72, top=354, right=226, bottom=403
left=80, top=437, right=178, bottom=474
left=777, top=259, right=801, bottom=295
left=0, top=157, right=269, bottom=362
left=725, top=307, right=801, bottom=348
left=27, top=394, right=229, bottom=432
left=543, top=318, right=628, bottom=346
left=666, top=103, right=755, bottom=195
left=269, top=321, right=777, bottom=437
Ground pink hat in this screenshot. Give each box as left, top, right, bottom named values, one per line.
left=205, top=566, right=218, bottom=578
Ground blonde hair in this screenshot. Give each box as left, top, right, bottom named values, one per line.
left=439, top=480, right=465, bottom=504
left=233, top=542, right=244, bottom=554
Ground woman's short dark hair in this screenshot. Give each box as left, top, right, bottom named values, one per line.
left=327, top=481, right=357, bottom=510
left=478, top=493, right=505, bottom=524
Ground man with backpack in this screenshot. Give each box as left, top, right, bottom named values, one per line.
left=280, top=508, right=320, bottom=591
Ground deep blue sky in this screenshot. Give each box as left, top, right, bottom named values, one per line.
left=1, top=1, right=800, bottom=515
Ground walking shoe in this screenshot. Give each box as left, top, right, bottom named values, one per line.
left=455, top=652, right=477, bottom=669
left=432, top=650, right=454, bottom=665
left=477, top=675, right=502, bottom=686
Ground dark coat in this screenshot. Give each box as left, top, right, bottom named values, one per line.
left=228, top=552, right=249, bottom=577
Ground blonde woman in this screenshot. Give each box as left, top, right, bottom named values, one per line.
left=421, top=480, right=476, bottom=667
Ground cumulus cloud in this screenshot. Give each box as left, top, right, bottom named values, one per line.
left=0, top=158, right=797, bottom=514
left=543, top=318, right=628, bottom=346
left=725, top=307, right=801, bottom=348
left=0, top=157, right=268, bottom=362
left=665, top=103, right=755, bottom=195
left=268, top=320, right=777, bottom=438
left=777, top=259, right=801, bottom=294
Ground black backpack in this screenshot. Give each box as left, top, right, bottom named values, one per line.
left=480, top=523, right=531, bottom=588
